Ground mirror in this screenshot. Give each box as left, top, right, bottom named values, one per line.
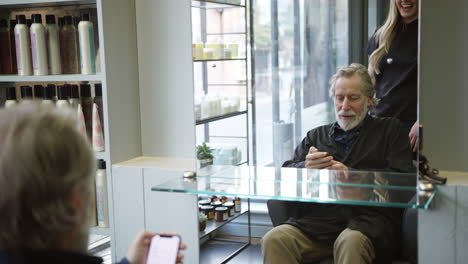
left=191, top=0, right=419, bottom=186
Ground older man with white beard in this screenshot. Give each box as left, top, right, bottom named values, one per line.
left=261, top=63, right=414, bottom=264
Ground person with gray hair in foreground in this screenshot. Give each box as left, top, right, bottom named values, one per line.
left=261, top=63, right=414, bottom=264
left=0, top=103, right=185, bottom=264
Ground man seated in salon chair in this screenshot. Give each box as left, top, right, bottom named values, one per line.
left=261, top=63, right=415, bottom=264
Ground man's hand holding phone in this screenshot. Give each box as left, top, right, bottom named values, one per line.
left=305, top=146, right=347, bottom=170
left=305, top=146, right=333, bottom=169
left=126, top=231, right=186, bottom=264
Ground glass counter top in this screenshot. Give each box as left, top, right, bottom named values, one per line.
left=152, top=166, right=436, bottom=209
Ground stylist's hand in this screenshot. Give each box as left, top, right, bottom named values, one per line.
left=305, top=146, right=333, bottom=169
left=409, top=121, right=418, bottom=152
left=126, top=231, right=187, bottom=264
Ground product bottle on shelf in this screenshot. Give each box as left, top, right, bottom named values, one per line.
left=80, top=84, right=93, bottom=140
left=69, top=84, right=80, bottom=110
left=92, top=103, right=105, bottom=151
left=45, top=15, right=62, bottom=75
left=89, top=160, right=98, bottom=227
left=58, top=17, right=64, bottom=28
left=78, top=14, right=96, bottom=75
left=43, top=85, right=54, bottom=105
left=5, top=87, right=17, bottom=108
left=33, top=84, right=45, bottom=100
left=96, top=159, right=109, bottom=227
left=14, top=15, right=32, bottom=76
left=73, top=16, right=80, bottom=28
left=20, top=85, right=33, bottom=100
left=30, top=14, right=48, bottom=76
left=46, top=84, right=57, bottom=102
left=60, top=16, right=79, bottom=74
left=0, top=19, right=15, bottom=74
left=94, top=83, right=104, bottom=131
left=9, top=20, right=18, bottom=74
left=56, top=85, right=70, bottom=108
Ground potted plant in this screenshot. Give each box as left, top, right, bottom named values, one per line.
left=199, top=212, right=207, bottom=232
left=196, top=142, right=214, bottom=169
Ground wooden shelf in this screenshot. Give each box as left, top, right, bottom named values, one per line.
left=0, top=73, right=104, bottom=83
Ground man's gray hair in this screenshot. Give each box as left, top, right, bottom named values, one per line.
left=329, top=63, right=375, bottom=100
left=0, top=102, right=96, bottom=252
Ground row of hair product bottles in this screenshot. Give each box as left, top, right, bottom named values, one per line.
left=4, top=83, right=104, bottom=151
left=0, top=13, right=95, bottom=76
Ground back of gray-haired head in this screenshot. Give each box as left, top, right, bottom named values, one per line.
left=329, top=63, right=375, bottom=100
left=0, top=102, right=95, bottom=253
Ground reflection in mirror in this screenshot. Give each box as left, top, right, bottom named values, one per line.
left=251, top=0, right=418, bottom=182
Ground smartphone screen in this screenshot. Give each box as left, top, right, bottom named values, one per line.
left=147, top=234, right=180, bottom=264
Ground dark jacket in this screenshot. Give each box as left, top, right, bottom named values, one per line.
left=0, top=250, right=129, bottom=264
left=282, top=115, right=415, bottom=263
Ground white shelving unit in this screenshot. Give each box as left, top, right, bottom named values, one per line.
left=0, top=0, right=142, bottom=261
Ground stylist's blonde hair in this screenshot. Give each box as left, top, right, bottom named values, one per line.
left=368, top=0, right=400, bottom=80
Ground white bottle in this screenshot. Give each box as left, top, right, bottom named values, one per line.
left=78, top=14, right=96, bottom=74
left=96, top=160, right=109, bottom=227
left=5, top=87, right=17, bottom=108
left=30, top=14, right=48, bottom=76
left=14, top=15, right=32, bottom=76
left=45, top=15, right=61, bottom=75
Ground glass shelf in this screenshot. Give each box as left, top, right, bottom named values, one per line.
left=192, top=0, right=245, bottom=9
left=196, top=110, right=247, bottom=125
left=193, top=58, right=247, bottom=62
left=200, top=208, right=248, bottom=239
left=152, top=166, right=436, bottom=209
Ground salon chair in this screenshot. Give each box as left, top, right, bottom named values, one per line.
left=267, top=200, right=417, bottom=264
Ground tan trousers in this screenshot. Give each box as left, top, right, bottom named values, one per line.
left=261, top=224, right=375, bottom=264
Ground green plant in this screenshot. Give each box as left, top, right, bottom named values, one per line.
left=199, top=212, right=207, bottom=222
left=196, top=142, right=213, bottom=160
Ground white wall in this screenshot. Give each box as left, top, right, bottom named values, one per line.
left=419, top=0, right=468, bottom=171
left=135, top=0, right=196, bottom=159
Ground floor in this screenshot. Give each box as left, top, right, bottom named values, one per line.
left=92, top=235, right=264, bottom=264
left=200, top=236, right=263, bottom=264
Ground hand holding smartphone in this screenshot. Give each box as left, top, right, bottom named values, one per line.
left=147, top=234, right=181, bottom=264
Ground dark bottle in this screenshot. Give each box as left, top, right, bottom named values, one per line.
left=5, top=87, right=17, bottom=108
left=46, top=84, right=57, bottom=102
left=60, top=16, right=79, bottom=74
left=20, top=85, right=33, bottom=100
left=0, top=19, right=15, bottom=74
left=33, top=84, right=45, bottom=99
left=56, top=85, right=70, bottom=108
left=9, top=20, right=18, bottom=74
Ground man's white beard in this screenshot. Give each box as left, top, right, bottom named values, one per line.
left=335, top=101, right=368, bottom=131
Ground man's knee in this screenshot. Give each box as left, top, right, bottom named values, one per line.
left=262, top=224, right=296, bottom=249
left=334, top=228, right=375, bottom=259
